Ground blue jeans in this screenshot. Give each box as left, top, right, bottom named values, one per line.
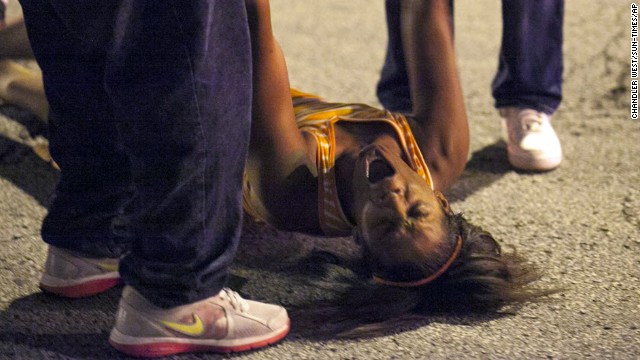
left=377, top=0, right=564, bottom=115
left=20, top=0, right=252, bottom=308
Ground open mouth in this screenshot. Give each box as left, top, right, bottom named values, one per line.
left=366, top=157, right=396, bottom=183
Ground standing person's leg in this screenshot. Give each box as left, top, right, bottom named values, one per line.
left=21, top=0, right=131, bottom=298
left=492, top=0, right=564, bottom=171
left=109, top=3, right=288, bottom=355
left=21, top=0, right=289, bottom=356
left=104, top=0, right=251, bottom=310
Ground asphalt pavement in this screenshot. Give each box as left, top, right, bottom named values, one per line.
left=0, top=0, right=638, bottom=359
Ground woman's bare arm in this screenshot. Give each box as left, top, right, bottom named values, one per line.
left=246, top=0, right=312, bottom=180
left=0, top=16, right=34, bottom=58
left=244, top=0, right=320, bottom=229
left=401, top=0, right=469, bottom=191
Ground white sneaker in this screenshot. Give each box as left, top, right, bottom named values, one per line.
left=499, top=107, right=562, bottom=171
left=109, top=286, right=290, bottom=357
left=39, top=246, right=121, bottom=298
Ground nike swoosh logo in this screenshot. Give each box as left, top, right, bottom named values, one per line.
left=98, top=262, right=119, bottom=272
left=160, top=314, right=205, bottom=337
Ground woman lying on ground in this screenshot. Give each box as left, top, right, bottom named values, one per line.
left=246, top=0, right=553, bottom=331
left=4, top=0, right=553, bottom=331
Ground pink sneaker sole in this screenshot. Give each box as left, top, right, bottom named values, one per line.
left=109, top=319, right=290, bottom=358
left=507, top=147, right=562, bottom=171
left=39, top=277, right=122, bottom=298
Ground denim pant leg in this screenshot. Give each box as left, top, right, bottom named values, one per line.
left=111, top=1, right=252, bottom=308
left=491, top=0, right=564, bottom=114
left=20, top=1, right=132, bottom=259
left=22, top=0, right=252, bottom=308
left=377, top=0, right=412, bottom=113
left=376, top=0, right=454, bottom=113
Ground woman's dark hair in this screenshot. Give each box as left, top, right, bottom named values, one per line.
left=295, top=212, right=558, bottom=338
left=419, top=212, right=552, bottom=312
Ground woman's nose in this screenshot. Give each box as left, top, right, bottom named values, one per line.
left=380, top=187, right=406, bottom=214
left=386, top=175, right=404, bottom=194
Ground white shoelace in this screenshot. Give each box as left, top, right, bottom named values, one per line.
left=519, top=110, right=550, bottom=133
left=220, top=288, right=249, bottom=313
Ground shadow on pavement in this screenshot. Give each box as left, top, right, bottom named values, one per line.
left=0, top=289, right=125, bottom=360
left=446, top=140, right=512, bottom=203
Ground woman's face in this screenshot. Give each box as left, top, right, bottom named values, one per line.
left=352, top=142, right=449, bottom=264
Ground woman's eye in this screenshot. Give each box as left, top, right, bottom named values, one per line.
left=409, top=206, right=428, bottom=219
